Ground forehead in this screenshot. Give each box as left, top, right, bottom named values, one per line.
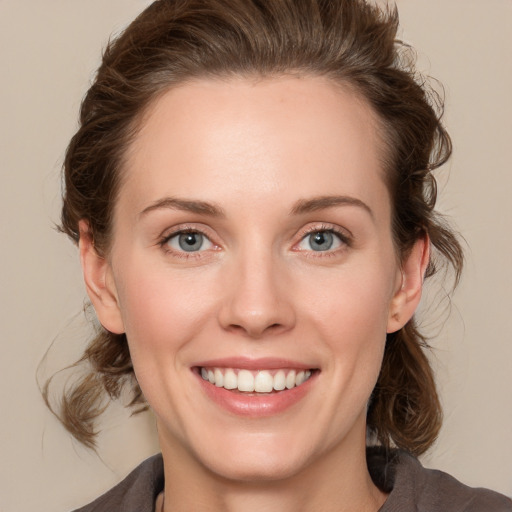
left=120, top=76, right=388, bottom=217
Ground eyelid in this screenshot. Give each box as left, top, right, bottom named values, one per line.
left=159, top=223, right=215, bottom=241
left=292, top=223, right=353, bottom=252
left=158, top=223, right=220, bottom=257
left=156, top=222, right=352, bottom=257
left=167, top=231, right=214, bottom=252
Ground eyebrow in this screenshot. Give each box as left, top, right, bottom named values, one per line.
left=290, top=195, right=374, bottom=219
left=139, top=197, right=226, bottom=218
left=140, top=194, right=373, bottom=220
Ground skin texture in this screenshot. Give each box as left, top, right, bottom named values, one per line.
left=80, top=76, right=428, bottom=512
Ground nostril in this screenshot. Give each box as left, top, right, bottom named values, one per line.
left=225, top=321, right=285, bottom=338
left=217, top=287, right=296, bottom=337
left=261, top=322, right=288, bottom=336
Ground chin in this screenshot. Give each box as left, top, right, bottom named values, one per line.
left=197, top=427, right=329, bottom=484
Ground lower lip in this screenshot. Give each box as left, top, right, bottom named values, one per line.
left=195, top=370, right=317, bottom=417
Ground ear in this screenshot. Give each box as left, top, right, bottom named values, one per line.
left=387, top=235, right=430, bottom=333
left=79, top=220, right=125, bottom=334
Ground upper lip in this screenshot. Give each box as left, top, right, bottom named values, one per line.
left=192, top=357, right=316, bottom=370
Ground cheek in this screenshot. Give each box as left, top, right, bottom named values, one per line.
left=300, top=260, right=395, bottom=387
left=303, top=261, right=395, bottom=339
left=114, top=260, right=220, bottom=366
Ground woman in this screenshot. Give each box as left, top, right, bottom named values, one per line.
left=49, top=0, right=511, bottom=510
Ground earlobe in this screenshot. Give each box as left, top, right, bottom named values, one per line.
left=387, top=235, right=430, bottom=333
left=79, top=220, right=125, bottom=334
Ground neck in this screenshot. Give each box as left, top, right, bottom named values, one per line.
left=157, top=422, right=387, bottom=512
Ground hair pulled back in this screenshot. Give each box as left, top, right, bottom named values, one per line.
left=54, top=0, right=463, bottom=454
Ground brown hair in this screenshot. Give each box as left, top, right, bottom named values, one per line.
left=50, top=0, right=463, bottom=454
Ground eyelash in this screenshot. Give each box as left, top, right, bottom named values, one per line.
left=158, top=225, right=217, bottom=259
left=158, top=223, right=352, bottom=259
left=294, top=224, right=352, bottom=257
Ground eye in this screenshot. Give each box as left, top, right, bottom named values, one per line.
left=166, top=231, right=214, bottom=253
left=297, top=229, right=345, bottom=252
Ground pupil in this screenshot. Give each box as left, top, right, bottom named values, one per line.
left=179, top=233, right=202, bottom=251
left=311, top=231, right=333, bottom=251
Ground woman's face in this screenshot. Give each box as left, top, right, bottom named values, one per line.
left=86, top=76, right=424, bottom=482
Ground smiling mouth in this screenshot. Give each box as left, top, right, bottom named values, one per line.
left=197, top=367, right=316, bottom=393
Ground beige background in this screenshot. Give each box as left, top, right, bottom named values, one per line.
left=0, top=1, right=511, bottom=510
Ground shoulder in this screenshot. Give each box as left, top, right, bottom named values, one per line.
left=368, top=448, right=512, bottom=512
left=71, top=454, right=164, bottom=512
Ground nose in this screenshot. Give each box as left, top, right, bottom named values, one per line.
left=217, top=250, right=296, bottom=339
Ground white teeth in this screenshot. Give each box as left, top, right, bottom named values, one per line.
left=223, top=369, right=237, bottom=389
left=254, top=371, right=274, bottom=392
left=214, top=368, right=224, bottom=387
left=201, top=367, right=314, bottom=393
left=237, top=370, right=255, bottom=392
left=285, top=370, right=296, bottom=389
left=273, top=370, right=286, bottom=391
